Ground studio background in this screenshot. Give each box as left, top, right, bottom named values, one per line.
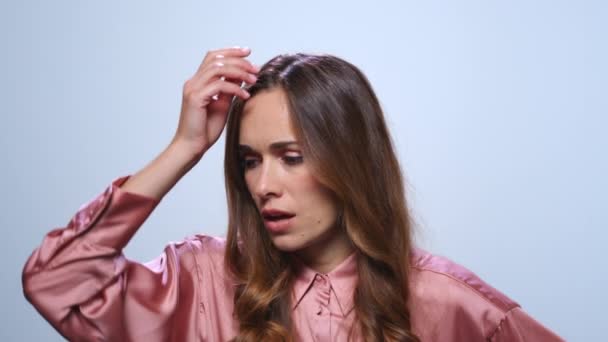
left=1, top=1, right=606, bottom=340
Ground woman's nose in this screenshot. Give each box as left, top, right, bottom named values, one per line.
left=254, top=161, right=282, bottom=199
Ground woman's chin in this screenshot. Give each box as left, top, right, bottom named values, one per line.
left=269, top=234, right=307, bottom=253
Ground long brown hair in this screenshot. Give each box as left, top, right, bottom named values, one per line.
left=224, top=53, right=420, bottom=341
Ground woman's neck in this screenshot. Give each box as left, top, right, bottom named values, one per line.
left=295, top=228, right=355, bottom=274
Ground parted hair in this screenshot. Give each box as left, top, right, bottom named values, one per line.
left=223, top=53, right=420, bottom=341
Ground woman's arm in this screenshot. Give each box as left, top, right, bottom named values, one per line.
left=121, top=141, right=200, bottom=200
left=22, top=47, right=258, bottom=340
left=22, top=176, right=196, bottom=341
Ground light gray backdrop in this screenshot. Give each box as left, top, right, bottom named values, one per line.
left=1, top=1, right=606, bottom=341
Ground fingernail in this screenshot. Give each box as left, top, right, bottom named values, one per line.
left=242, top=46, right=251, bottom=52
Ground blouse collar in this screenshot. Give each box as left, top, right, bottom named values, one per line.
left=291, top=251, right=358, bottom=316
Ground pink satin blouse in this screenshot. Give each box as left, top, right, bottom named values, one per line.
left=22, top=176, right=564, bottom=341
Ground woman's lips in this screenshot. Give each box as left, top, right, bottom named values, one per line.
left=264, top=216, right=295, bottom=234
left=261, top=208, right=295, bottom=234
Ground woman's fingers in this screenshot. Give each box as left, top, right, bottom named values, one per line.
left=197, top=47, right=253, bottom=74
left=183, top=47, right=258, bottom=102
left=187, top=46, right=260, bottom=95
left=201, top=56, right=258, bottom=77
left=199, top=63, right=257, bottom=86
left=173, top=47, right=255, bottom=155
left=201, top=78, right=251, bottom=102
left=186, top=56, right=258, bottom=97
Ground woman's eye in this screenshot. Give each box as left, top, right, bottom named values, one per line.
left=283, top=155, right=303, bottom=165
left=242, top=158, right=259, bottom=170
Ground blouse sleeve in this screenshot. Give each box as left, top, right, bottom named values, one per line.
left=22, top=176, right=201, bottom=341
left=490, top=307, right=565, bottom=341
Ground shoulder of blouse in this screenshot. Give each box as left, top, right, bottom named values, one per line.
left=161, top=234, right=233, bottom=281
left=179, top=234, right=227, bottom=258
left=407, top=247, right=522, bottom=340
left=409, top=247, right=519, bottom=313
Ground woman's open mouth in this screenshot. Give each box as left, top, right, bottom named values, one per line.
left=261, top=208, right=296, bottom=233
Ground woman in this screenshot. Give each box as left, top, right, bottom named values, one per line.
left=22, top=47, right=563, bottom=341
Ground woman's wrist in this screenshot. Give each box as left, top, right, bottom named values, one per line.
left=121, top=142, right=203, bottom=200
left=165, top=140, right=205, bottom=172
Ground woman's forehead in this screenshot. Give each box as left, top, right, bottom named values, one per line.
left=239, top=89, right=297, bottom=147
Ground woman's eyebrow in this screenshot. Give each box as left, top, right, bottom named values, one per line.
left=238, top=144, right=254, bottom=153
left=238, top=141, right=299, bottom=153
left=269, top=141, right=299, bottom=150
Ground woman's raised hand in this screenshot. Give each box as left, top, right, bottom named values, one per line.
left=120, top=47, right=257, bottom=199
left=172, top=47, right=258, bottom=159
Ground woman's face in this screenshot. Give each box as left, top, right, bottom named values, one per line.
left=238, top=88, right=348, bottom=261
